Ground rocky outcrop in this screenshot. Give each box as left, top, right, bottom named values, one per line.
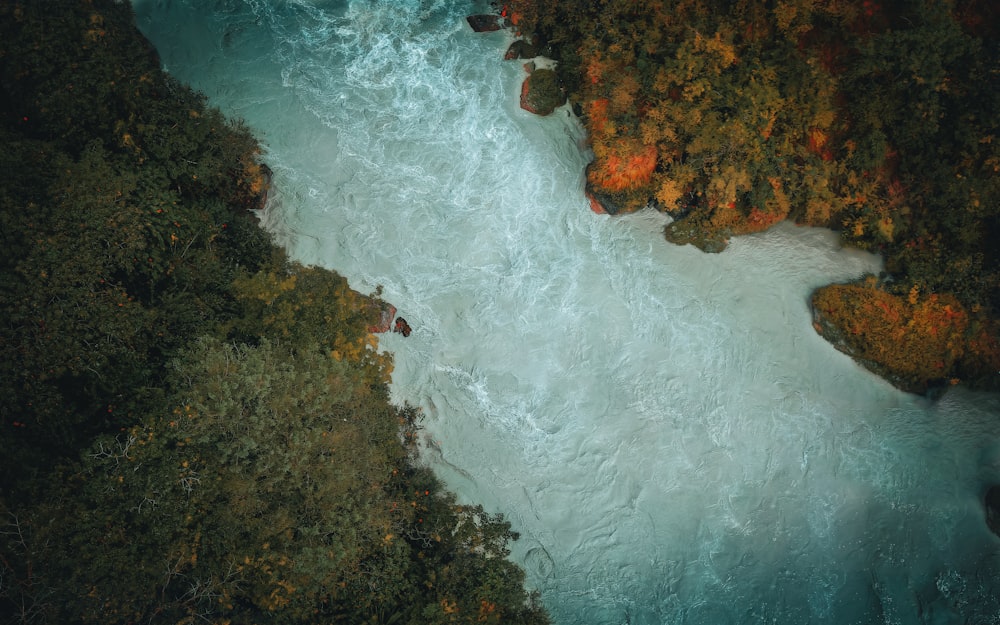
left=586, top=192, right=608, bottom=214
left=467, top=12, right=562, bottom=117
left=520, top=67, right=564, bottom=116
left=366, top=303, right=397, bottom=333
left=809, top=288, right=938, bottom=396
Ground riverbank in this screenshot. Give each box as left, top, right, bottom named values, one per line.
left=0, top=2, right=549, bottom=622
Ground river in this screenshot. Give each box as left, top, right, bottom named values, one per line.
left=132, top=1, right=1000, bottom=623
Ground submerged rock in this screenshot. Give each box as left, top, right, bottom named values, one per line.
left=986, top=486, right=1000, bottom=537
left=663, top=218, right=729, bottom=253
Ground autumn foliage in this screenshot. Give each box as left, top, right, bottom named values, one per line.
left=812, top=281, right=999, bottom=392
left=0, top=3, right=550, bottom=623
left=588, top=140, right=657, bottom=192
left=505, top=0, right=1000, bottom=393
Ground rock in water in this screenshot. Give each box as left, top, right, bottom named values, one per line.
left=505, top=39, right=540, bottom=60
left=466, top=14, right=502, bottom=32
left=520, top=68, right=564, bottom=116
left=986, top=485, right=1000, bottom=537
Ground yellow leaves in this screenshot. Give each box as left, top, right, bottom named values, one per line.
left=807, top=127, right=829, bottom=155
left=652, top=68, right=674, bottom=95
left=639, top=121, right=662, bottom=148
left=331, top=335, right=367, bottom=363
left=278, top=274, right=297, bottom=292
left=693, top=30, right=738, bottom=69
left=876, top=215, right=894, bottom=241
left=803, top=196, right=834, bottom=224
left=812, top=108, right=836, bottom=130
left=706, top=165, right=752, bottom=209
left=656, top=178, right=684, bottom=210
left=844, top=216, right=865, bottom=237
left=610, top=73, right=640, bottom=113
left=233, top=269, right=297, bottom=306
left=773, top=0, right=813, bottom=37
left=264, top=579, right=296, bottom=611
left=813, top=283, right=974, bottom=389
left=682, top=79, right=709, bottom=102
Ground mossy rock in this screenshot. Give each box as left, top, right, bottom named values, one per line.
left=520, top=68, right=565, bottom=116
left=664, top=219, right=729, bottom=253
left=505, top=39, right=541, bottom=60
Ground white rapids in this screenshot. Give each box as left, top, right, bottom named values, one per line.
left=133, top=1, right=1000, bottom=623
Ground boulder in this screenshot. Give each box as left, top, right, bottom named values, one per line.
left=587, top=192, right=608, bottom=214
left=520, top=68, right=564, bottom=116
left=505, top=39, right=540, bottom=60
left=466, top=14, right=502, bottom=32
left=393, top=317, right=412, bottom=337
left=367, top=304, right=397, bottom=333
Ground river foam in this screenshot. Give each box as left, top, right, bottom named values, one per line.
left=133, top=1, right=1000, bottom=623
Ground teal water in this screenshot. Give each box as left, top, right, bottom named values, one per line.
left=132, top=1, right=1000, bottom=623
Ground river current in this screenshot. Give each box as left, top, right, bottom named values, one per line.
left=132, top=1, right=1000, bottom=623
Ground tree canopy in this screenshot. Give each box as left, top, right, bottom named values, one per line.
left=0, top=2, right=548, bottom=623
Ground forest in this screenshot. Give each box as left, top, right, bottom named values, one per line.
left=504, top=0, right=999, bottom=394
left=0, top=1, right=548, bottom=623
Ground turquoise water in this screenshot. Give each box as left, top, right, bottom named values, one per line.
left=132, top=1, right=1000, bottom=623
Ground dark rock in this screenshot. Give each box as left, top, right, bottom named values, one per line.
left=585, top=187, right=618, bottom=215
left=586, top=192, right=608, bottom=214
left=505, top=39, right=540, bottom=60
left=986, top=485, right=1000, bottom=537
left=520, top=68, right=564, bottom=116
left=393, top=317, right=412, bottom=337
left=466, top=14, right=502, bottom=32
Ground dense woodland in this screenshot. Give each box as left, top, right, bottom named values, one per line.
left=505, top=0, right=1000, bottom=393
left=0, top=2, right=548, bottom=623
